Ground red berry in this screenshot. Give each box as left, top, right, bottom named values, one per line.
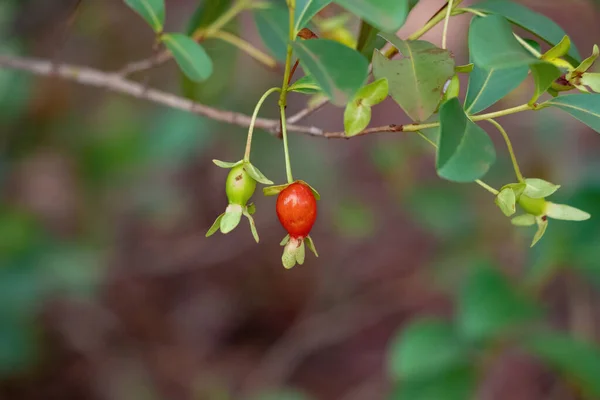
left=276, top=182, right=317, bottom=239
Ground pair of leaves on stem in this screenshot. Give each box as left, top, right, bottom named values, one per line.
left=495, top=178, right=590, bottom=247
left=343, top=78, right=389, bottom=136
left=124, top=0, right=213, bottom=82
left=280, top=235, right=318, bottom=269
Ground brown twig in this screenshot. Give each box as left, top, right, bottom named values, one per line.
left=0, top=54, right=412, bottom=139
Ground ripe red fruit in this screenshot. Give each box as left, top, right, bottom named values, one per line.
left=276, top=182, right=317, bottom=239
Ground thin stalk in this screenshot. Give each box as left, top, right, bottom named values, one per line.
left=487, top=119, right=524, bottom=182
left=244, top=87, right=281, bottom=162
left=194, top=0, right=248, bottom=39
left=210, top=31, right=277, bottom=69
left=415, top=130, right=499, bottom=195
left=442, top=0, right=454, bottom=49
left=278, top=0, right=296, bottom=183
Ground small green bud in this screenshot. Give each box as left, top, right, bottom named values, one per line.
left=225, top=164, right=256, bottom=205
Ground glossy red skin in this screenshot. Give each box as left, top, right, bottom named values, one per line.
left=276, top=182, right=317, bottom=239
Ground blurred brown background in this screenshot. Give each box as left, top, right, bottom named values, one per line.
left=1, top=1, right=600, bottom=399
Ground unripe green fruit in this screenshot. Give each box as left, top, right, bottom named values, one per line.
left=225, top=164, right=256, bottom=205
left=518, top=195, right=547, bottom=216
left=443, top=75, right=460, bottom=101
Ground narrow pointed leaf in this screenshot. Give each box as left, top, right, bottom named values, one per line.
left=288, top=75, right=322, bottom=94
left=220, top=206, right=243, bottom=233
left=162, top=34, right=213, bottom=82
left=541, top=35, right=571, bottom=61
left=356, top=20, right=385, bottom=59
left=495, top=187, right=516, bottom=217
left=243, top=209, right=260, bottom=243
left=531, top=217, right=548, bottom=247
left=295, top=0, right=331, bottom=32
left=523, top=178, right=560, bottom=199
left=529, top=62, right=562, bottom=104
left=511, top=214, right=536, bottom=226
left=471, top=0, right=580, bottom=64
left=296, top=241, right=306, bottom=265
left=573, top=45, right=599, bottom=74
left=213, top=159, right=242, bottom=168
left=332, top=0, right=414, bottom=32
left=206, top=213, right=225, bottom=237
left=464, top=64, right=528, bottom=114
left=124, top=0, right=165, bottom=33
left=373, top=36, right=454, bottom=122
left=304, top=236, right=318, bottom=257
left=469, top=15, right=537, bottom=70
left=542, top=94, right=600, bottom=133
left=293, top=39, right=369, bottom=106
left=546, top=203, right=591, bottom=221
left=456, top=63, right=474, bottom=73
left=437, top=98, right=496, bottom=182
left=244, top=162, right=273, bottom=185
left=263, top=183, right=291, bottom=196
left=280, top=234, right=290, bottom=246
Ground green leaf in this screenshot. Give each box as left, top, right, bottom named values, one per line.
left=373, top=35, right=455, bottom=122
left=389, top=366, right=476, bottom=400
left=295, top=241, right=306, bottom=265
left=243, top=162, right=274, bottom=185
left=206, top=213, right=225, bottom=237
left=523, top=332, right=600, bottom=398
left=186, top=0, right=232, bottom=34
left=263, top=183, right=291, bottom=196
left=529, top=62, right=562, bottom=104
left=531, top=217, right=548, bottom=247
left=572, top=44, right=599, bottom=74
left=541, top=35, right=571, bottom=61
left=356, top=20, right=384, bottom=59
left=344, top=100, right=371, bottom=136
left=280, top=234, right=290, bottom=246
left=468, top=15, right=537, bottom=70
left=288, top=75, right=322, bottom=94
left=295, top=0, right=331, bottom=32
left=464, top=64, right=528, bottom=114
left=436, top=98, right=496, bottom=182
left=293, top=39, right=369, bottom=106
left=388, top=319, right=468, bottom=381
left=511, top=214, right=536, bottom=226
left=220, top=205, right=243, bottom=233
left=304, top=236, right=318, bottom=257
left=523, top=38, right=541, bottom=56
left=124, top=0, right=165, bottom=33
left=502, top=182, right=526, bottom=199
left=243, top=209, right=259, bottom=243
left=162, top=34, right=213, bottom=82
left=455, top=63, right=474, bottom=74
left=332, top=0, right=413, bottom=32
left=356, top=78, right=388, bottom=106
left=457, top=264, right=541, bottom=341
left=253, top=4, right=289, bottom=62
left=470, top=0, right=580, bottom=64
left=523, top=178, right=560, bottom=199
left=213, top=159, right=242, bottom=168
left=542, top=94, right=600, bottom=133
left=495, top=187, right=516, bottom=217
left=546, top=203, right=591, bottom=221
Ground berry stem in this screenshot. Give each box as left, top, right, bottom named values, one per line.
left=486, top=119, right=525, bottom=183
left=278, top=0, right=296, bottom=183
left=244, top=86, right=281, bottom=162
left=441, top=0, right=454, bottom=49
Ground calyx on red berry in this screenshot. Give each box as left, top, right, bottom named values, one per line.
left=206, top=159, right=272, bottom=243
left=269, top=180, right=320, bottom=269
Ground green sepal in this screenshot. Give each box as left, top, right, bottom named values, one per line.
left=280, top=234, right=290, bottom=246
left=242, top=208, right=259, bottom=243
left=243, top=162, right=273, bottom=185
left=495, top=187, right=517, bottom=217
left=571, top=45, right=599, bottom=75
left=511, top=214, right=536, bottom=226
left=455, top=63, right=474, bottom=73
left=288, top=75, right=322, bottom=94
left=305, top=235, right=318, bottom=257
left=247, top=203, right=256, bottom=215
left=296, top=240, right=306, bottom=265
left=545, top=203, right=591, bottom=221
left=523, top=178, right=560, bottom=199
left=206, top=213, right=225, bottom=237
left=531, top=217, right=548, bottom=247
left=541, top=35, right=571, bottom=62
left=213, top=159, right=243, bottom=168
left=220, top=204, right=243, bottom=233
left=263, top=180, right=321, bottom=200
left=282, top=241, right=297, bottom=269
left=501, top=182, right=526, bottom=199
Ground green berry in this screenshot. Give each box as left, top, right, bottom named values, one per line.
left=225, top=164, right=256, bottom=205
left=518, top=195, right=547, bottom=216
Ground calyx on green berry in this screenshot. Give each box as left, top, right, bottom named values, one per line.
left=267, top=180, right=320, bottom=269
left=206, top=159, right=273, bottom=243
